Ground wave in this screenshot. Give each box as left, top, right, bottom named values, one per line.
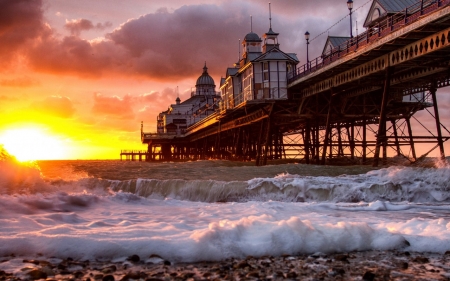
left=101, top=165, right=450, bottom=203
left=1, top=147, right=450, bottom=203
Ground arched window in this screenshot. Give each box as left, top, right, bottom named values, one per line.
left=372, top=8, right=381, bottom=21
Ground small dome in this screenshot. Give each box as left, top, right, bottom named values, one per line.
left=196, top=63, right=215, bottom=87
left=244, top=32, right=261, bottom=42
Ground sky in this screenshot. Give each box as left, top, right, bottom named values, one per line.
left=0, top=0, right=448, bottom=160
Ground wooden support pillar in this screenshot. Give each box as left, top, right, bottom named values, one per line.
left=431, top=83, right=446, bottom=160
left=374, top=67, right=392, bottom=167
left=321, top=89, right=334, bottom=165
left=406, top=117, right=416, bottom=160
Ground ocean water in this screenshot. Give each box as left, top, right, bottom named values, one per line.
left=1, top=153, right=450, bottom=266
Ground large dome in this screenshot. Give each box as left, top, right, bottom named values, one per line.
left=196, top=64, right=215, bottom=87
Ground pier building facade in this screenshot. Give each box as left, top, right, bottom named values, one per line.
left=123, top=0, right=450, bottom=165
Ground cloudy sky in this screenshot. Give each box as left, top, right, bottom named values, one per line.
left=1, top=0, right=447, bottom=160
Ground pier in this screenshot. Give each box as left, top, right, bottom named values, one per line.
left=126, top=0, right=450, bottom=166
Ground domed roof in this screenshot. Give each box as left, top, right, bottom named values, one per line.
left=244, top=32, right=261, bottom=42
left=196, top=63, right=215, bottom=87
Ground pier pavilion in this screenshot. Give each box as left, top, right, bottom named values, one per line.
left=123, top=0, right=450, bottom=166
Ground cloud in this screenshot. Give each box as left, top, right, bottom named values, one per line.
left=1, top=0, right=368, bottom=81
left=0, top=76, right=39, bottom=87
left=0, top=0, right=44, bottom=68
left=137, top=87, right=176, bottom=107
left=92, top=93, right=135, bottom=119
left=31, top=96, right=76, bottom=118
left=65, top=18, right=112, bottom=36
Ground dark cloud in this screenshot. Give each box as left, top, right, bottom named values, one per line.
left=0, top=0, right=369, bottom=81
left=65, top=18, right=112, bottom=36
left=0, top=0, right=44, bottom=68
left=0, top=76, right=39, bottom=87
left=92, top=93, right=135, bottom=119
left=31, top=96, right=76, bottom=118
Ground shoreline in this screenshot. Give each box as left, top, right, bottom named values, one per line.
left=1, top=250, right=449, bottom=280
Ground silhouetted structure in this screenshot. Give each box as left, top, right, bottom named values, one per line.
left=124, top=0, right=450, bottom=166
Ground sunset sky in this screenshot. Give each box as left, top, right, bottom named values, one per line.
left=1, top=0, right=449, bottom=160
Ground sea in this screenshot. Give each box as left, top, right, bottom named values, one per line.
left=1, top=151, right=450, bottom=267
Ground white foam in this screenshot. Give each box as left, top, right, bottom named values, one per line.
left=0, top=190, right=449, bottom=264
left=1, top=159, right=450, bottom=268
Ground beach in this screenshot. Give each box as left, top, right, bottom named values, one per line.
left=1, top=251, right=449, bottom=280
left=1, top=158, right=450, bottom=280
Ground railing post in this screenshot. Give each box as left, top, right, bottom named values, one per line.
left=420, top=0, right=424, bottom=15
left=404, top=8, right=408, bottom=24
left=378, top=23, right=381, bottom=37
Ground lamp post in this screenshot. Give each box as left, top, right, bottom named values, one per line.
left=347, top=0, right=353, bottom=38
left=305, top=31, right=310, bottom=70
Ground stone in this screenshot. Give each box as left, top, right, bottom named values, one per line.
left=102, top=275, right=115, bottom=281
left=127, top=255, right=140, bottom=263
left=334, top=254, right=349, bottom=262
left=101, top=265, right=117, bottom=274
left=413, top=256, right=429, bottom=263
left=27, top=269, right=47, bottom=280
left=362, top=271, right=375, bottom=281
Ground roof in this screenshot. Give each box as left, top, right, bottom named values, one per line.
left=364, top=0, right=417, bottom=27
left=253, top=47, right=299, bottom=63
left=244, top=32, right=262, bottom=42
left=377, top=0, right=417, bottom=13
left=226, top=67, right=239, bottom=77
left=322, top=36, right=351, bottom=55
left=264, top=27, right=279, bottom=37
left=196, top=63, right=215, bottom=87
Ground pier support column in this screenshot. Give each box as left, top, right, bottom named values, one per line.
left=431, top=83, right=446, bottom=160
left=304, top=122, right=311, bottom=164
left=321, top=89, right=334, bottom=165
left=406, top=117, right=416, bottom=160
left=374, top=67, right=393, bottom=167
left=391, top=120, right=401, bottom=157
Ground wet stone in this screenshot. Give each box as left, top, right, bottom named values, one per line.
left=413, top=256, right=429, bottom=263
left=27, top=269, right=48, bottom=280
left=102, top=274, right=115, bottom=281
left=362, top=271, right=375, bottom=281
left=127, top=255, right=140, bottom=263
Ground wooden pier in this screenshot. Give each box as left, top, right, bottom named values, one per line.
left=127, top=0, right=450, bottom=166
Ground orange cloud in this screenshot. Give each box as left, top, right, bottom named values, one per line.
left=31, top=96, right=76, bottom=118
left=92, top=93, right=135, bottom=119
left=0, top=76, right=39, bottom=87
left=65, top=18, right=112, bottom=36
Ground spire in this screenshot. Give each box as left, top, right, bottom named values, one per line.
left=263, top=2, right=279, bottom=53
left=250, top=15, right=253, bottom=32
left=238, top=39, right=241, bottom=60
left=175, top=86, right=180, bottom=104
left=203, top=62, right=208, bottom=74
left=269, top=2, right=272, bottom=29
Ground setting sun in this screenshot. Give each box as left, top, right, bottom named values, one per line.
left=0, top=128, right=69, bottom=161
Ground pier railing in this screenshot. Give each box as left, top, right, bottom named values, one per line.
left=288, top=0, right=450, bottom=83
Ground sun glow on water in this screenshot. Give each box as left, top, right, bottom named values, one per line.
left=0, top=127, right=69, bottom=161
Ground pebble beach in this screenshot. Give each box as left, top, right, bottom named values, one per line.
left=1, top=251, right=450, bottom=280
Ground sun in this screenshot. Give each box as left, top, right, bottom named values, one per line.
left=0, top=127, right=69, bottom=161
